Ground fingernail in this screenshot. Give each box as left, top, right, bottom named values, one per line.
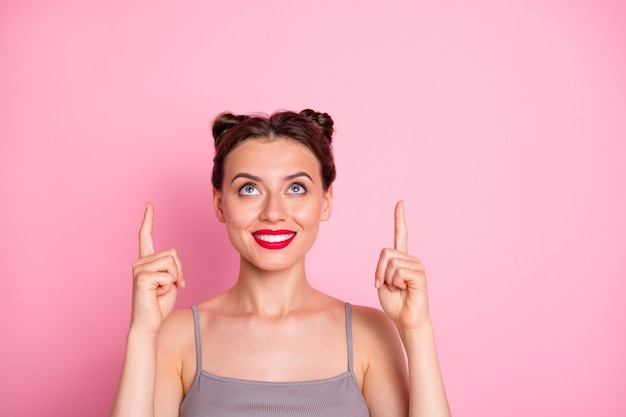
left=374, top=279, right=381, bottom=288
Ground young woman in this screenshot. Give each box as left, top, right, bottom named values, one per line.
left=111, top=110, right=451, bottom=417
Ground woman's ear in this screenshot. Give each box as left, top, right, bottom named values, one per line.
left=212, top=187, right=225, bottom=223
left=321, top=185, right=333, bottom=221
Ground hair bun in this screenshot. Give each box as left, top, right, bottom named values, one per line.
left=212, top=112, right=249, bottom=145
left=299, top=109, right=334, bottom=143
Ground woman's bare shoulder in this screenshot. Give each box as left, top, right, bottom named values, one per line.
left=158, top=307, right=195, bottom=352
left=351, top=304, right=397, bottom=334
left=162, top=307, right=194, bottom=328
left=350, top=304, right=409, bottom=414
left=350, top=304, right=404, bottom=358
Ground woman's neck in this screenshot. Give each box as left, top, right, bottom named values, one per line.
left=229, top=256, right=317, bottom=317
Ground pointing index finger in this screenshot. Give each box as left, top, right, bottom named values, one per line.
left=394, top=200, right=408, bottom=253
left=139, top=203, right=156, bottom=258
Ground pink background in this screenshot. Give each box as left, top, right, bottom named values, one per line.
left=1, top=0, right=625, bottom=415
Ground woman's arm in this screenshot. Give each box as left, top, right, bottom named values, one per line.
left=110, top=204, right=185, bottom=417
left=374, top=201, right=451, bottom=417
left=396, top=322, right=449, bottom=417
left=111, top=330, right=159, bottom=417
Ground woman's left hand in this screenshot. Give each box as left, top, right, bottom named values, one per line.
left=375, top=201, right=431, bottom=331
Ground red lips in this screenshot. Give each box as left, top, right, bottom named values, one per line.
left=252, top=229, right=296, bottom=250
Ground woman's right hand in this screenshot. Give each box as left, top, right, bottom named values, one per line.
left=130, top=203, right=185, bottom=335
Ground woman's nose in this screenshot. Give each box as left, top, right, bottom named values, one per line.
left=259, top=192, right=287, bottom=222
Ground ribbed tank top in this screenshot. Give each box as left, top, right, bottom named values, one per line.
left=179, top=303, right=370, bottom=417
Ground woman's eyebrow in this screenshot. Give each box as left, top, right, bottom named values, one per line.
left=231, top=172, right=314, bottom=183
left=285, top=172, right=314, bottom=182
left=231, top=173, right=261, bottom=183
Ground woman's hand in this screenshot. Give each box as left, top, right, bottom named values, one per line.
left=375, top=201, right=430, bottom=331
left=130, top=203, right=185, bottom=335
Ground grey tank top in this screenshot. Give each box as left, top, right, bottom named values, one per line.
left=179, top=303, right=370, bottom=417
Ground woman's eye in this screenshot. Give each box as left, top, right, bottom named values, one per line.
left=239, top=184, right=260, bottom=195
left=287, top=183, right=306, bottom=194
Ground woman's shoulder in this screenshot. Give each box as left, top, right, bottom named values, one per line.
left=350, top=304, right=404, bottom=356
left=350, top=303, right=395, bottom=331
left=350, top=303, right=408, bottom=400
left=158, top=307, right=196, bottom=353
left=162, top=307, right=195, bottom=331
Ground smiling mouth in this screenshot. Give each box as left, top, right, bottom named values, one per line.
left=252, top=230, right=296, bottom=249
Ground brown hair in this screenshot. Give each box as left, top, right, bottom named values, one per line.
left=211, top=109, right=336, bottom=191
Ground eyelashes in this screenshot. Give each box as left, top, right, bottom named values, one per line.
left=287, top=182, right=306, bottom=194
left=237, top=182, right=307, bottom=196
left=238, top=182, right=260, bottom=196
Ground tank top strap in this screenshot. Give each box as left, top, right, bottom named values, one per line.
left=345, top=303, right=355, bottom=372
left=190, top=305, right=203, bottom=372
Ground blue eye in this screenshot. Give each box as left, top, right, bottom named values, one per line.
left=287, top=183, right=306, bottom=194
left=239, top=183, right=260, bottom=196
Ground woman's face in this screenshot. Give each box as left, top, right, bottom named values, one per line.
left=213, top=138, right=333, bottom=272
